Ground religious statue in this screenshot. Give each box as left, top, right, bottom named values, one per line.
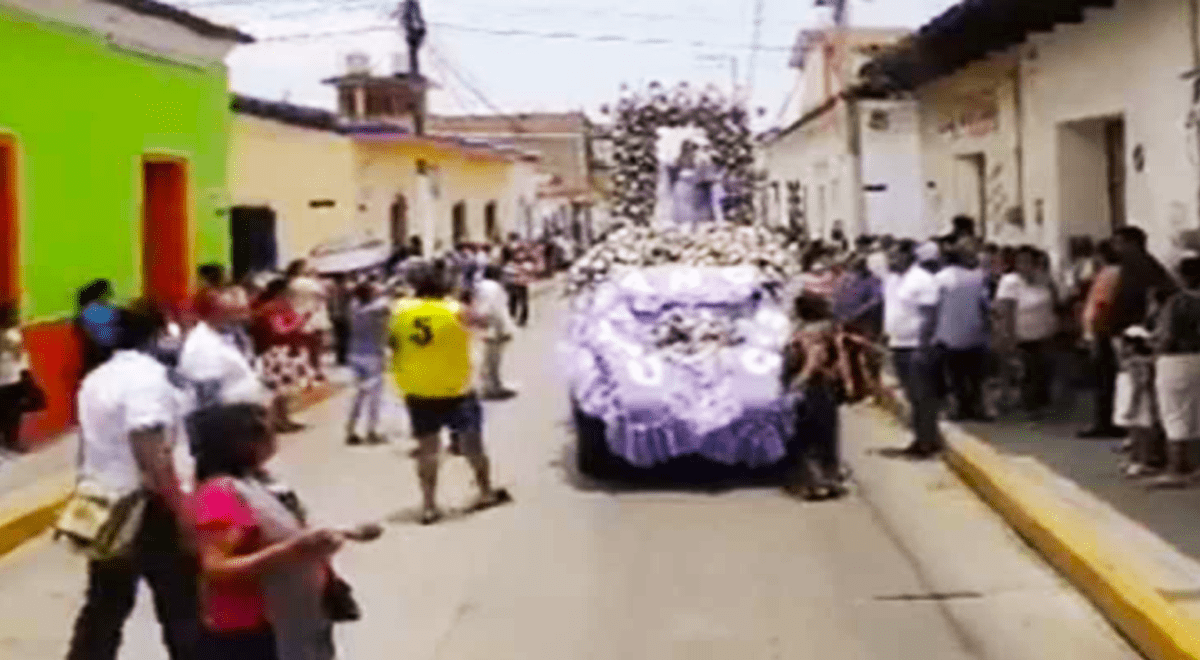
left=658, top=140, right=722, bottom=226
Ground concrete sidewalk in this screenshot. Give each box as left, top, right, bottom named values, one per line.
left=959, top=399, right=1200, bottom=562
left=878, top=377, right=1200, bottom=660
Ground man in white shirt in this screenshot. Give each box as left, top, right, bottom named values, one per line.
left=477, top=264, right=517, bottom=400
left=883, top=240, right=944, bottom=458
left=66, top=300, right=199, bottom=660
left=176, top=303, right=269, bottom=458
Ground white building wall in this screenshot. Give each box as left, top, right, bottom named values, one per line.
left=859, top=99, right=928, bottom=238
left=913, top=0, right=1199, bottom=267
left=914, top=54, right=1023, bottom=244
left=762, top=103, right=857, bottom=240
left=1021, top=0, right=1196, bottom=263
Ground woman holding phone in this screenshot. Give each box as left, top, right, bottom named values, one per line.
left=190, top=403, right=381, bottom=659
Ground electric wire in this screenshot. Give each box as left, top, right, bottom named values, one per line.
left=253, top=21, right=792, bottom=52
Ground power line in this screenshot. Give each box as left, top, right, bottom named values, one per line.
left=255, top=20, right=793, bottom=52
left=266, top=0, right=391, bottom=20
left=427, top=42, right=519, bottom=126
left=181, top=0, right=730, bottom=23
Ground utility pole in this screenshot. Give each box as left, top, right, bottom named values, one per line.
left=396, top=0, right=427, bottom=134
left=745, top=0, right=766, bottom=102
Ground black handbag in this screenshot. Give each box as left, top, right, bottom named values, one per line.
left=323, top=572, right=361, bottom=622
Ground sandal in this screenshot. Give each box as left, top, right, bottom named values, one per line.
left=419, top=508, right=444, bottom=526
left=467, top=488, right=513, bottom=513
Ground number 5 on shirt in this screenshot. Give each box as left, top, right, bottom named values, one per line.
left=410, top=317, right=433, bottom=347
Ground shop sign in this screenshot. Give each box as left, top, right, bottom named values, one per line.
left=938, top=92, right=999, bottom=140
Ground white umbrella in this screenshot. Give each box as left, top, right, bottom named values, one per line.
left=308, top=236, right=391, bottom=274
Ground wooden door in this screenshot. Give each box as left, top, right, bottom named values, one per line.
left=953, top=153, right=986, bottom=236
left=452, top=202, right=467, bottom=244
left=484, top=201, right=498, bottom=242
left=1105, top=119, right=1127, bottom=230
left=390, top=195, right=408, bottom=248
left=0, top=137, right=17, bottom=305
left=230, top=206, right=278, bottom=281
left=142, top=159, right=189, bottom=310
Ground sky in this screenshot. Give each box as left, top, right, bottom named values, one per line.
left=177, top=0, right=960, bottom=130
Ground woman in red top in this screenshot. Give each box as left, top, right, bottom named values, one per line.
left=192, top=404, right=347, bottom=660
left=250, top=279, right=313, bottom=433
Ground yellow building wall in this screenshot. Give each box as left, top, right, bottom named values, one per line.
left=228, top=115, right=358, bottom=264
left=353, top=139, right=524, bottom=254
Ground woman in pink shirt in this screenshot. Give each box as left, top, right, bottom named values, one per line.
left=191, top=404, right=377, bottom=659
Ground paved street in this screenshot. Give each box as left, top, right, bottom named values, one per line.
left=0, top=296, right=1141, bottom=660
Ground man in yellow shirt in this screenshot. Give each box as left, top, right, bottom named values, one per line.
left=390, top=260, right=511, bottom=524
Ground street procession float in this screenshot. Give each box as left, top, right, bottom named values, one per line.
left=564, top=83, right=804, bottom=477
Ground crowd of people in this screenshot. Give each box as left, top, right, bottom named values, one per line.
left=20, top=210, right=1200, bottom=654
left=783, top=215, right=1200, bottom=492
left=48, top=234, right=542, bottom=660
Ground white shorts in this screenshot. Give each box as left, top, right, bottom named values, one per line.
left=1155, top=354, right=1200, bottom=442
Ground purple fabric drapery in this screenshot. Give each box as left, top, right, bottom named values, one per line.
left=565, top=266, right=793, bottom=468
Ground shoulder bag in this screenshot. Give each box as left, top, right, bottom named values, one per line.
left=53, top=433, right=147, bottom=561
left=54, top=480, right=146, bottom=561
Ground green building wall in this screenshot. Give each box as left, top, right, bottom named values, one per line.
left=0, top=4, right=232, bottom=323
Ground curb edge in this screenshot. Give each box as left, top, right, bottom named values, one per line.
left=876, top=389, right=1200, bottom=660
left=0, top=382, right=344, bottom=561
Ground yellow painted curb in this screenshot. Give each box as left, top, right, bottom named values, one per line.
left=943, top=428, right=1200, bottom=660
left=0, top=382, right=345, bottom=561
left=0, top=476, right=72, bottom=559
left=875, top=385, right=1200, bottom=660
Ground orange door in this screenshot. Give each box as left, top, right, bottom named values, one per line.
left=0, top=138, right=17, bottom=305
left=142, top=160, right=189, bottom=311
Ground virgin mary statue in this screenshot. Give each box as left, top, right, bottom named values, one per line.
left=655, top=140, right=723, bottom=226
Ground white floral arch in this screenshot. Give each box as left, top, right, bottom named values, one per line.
left=607, top=82, right=755, bottom=226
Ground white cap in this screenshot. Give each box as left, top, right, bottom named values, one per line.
left=916, top=241, right=940, bottom=263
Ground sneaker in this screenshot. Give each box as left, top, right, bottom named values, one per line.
left=366, top=433, right=387, bottom=445
left=346, top=434, right=364, bottom=446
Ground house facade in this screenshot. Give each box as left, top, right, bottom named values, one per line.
left=0, top=0, right=249, bottom=443
left=864, top=0, right=1200, bottom=263
left=428, top=113, right=599, bottom=243
left=760, top=27, right=926, bottom=239
left=228, top=97, right=358, bottom=277
left=228, top=94, right=540, bottom=270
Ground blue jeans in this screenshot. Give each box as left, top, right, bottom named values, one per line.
left=347, top=356, right=383, bottom=435
left=892, top=348, right=942, bottom=452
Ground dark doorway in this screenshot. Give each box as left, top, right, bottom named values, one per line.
left=452, top=202, right=467, bottom=244
left=230, top=206, right=278, bottom=282
left=484, top=201, right=498, bottom=242
left=142, top=159, right=189, bottom=310
left=953, top=153, right=987, bottom=239
left=1105, top=119, right=1127, bottom=230
left=0, top=137, right=17, bottom=305
left=390, top=194, right=408, bottom=249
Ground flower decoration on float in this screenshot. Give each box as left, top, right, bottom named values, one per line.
left=605, top=81, right=756, bottom=226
